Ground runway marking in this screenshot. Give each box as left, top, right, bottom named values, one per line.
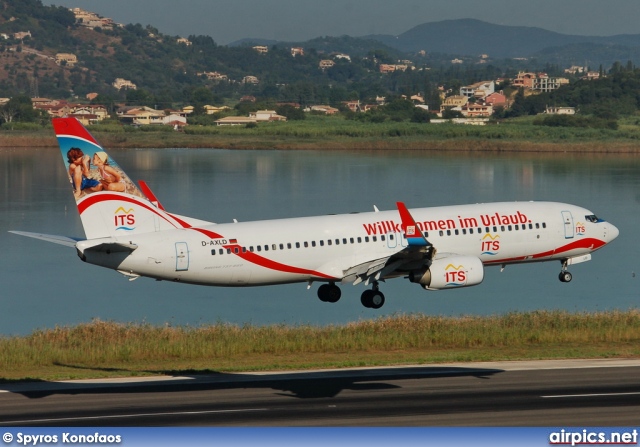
left=542, top=392, right=640, bottom=398
left=0, top=408, right=269, bottom=425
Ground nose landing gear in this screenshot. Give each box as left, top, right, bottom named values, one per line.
left=559, top=261, right=573, bottom=283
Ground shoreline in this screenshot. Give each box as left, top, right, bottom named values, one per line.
left=2, top=131, right=640, bottom=153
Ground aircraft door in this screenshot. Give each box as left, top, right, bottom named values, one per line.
left=561, top=211, right=574, bottom=239
left=175, top=242, right=189, bottom=271
left=387, top=232, right=397, bottom=249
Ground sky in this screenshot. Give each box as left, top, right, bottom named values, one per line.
left=43, top=0, right=640, bottom=45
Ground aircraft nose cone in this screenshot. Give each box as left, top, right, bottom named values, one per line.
left=607, top=223, right=619, bottom=242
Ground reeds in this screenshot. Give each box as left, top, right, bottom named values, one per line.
left=2, top=311, right=639, bottom=380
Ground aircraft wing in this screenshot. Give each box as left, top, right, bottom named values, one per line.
left=340, top=202, right=435, bottom=286
left=8, top=231, right=80, bottom=247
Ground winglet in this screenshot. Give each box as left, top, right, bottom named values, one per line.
left=396, top=202, right=429, bottom=246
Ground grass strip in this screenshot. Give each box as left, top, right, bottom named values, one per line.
left=1, top=310, right=640, bottom=381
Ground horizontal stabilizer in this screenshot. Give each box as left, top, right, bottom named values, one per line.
left=9, top=231, right=80, bottom=247
left=81, top=242, right=138, bottom=254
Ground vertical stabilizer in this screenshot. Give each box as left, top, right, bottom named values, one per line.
left=53, top=117, right=181, bottom=239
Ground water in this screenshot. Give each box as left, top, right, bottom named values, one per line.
left=1, top=147, right=638, bottom=336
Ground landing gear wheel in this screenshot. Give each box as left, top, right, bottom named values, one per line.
left=370, top=291, right=385, bottom=309
left=559, top=271, right=573, bottom=283
left=360, top=289, right=374, bottom=308
left=318, top=283, right=341, bottom=303
left=360, top=289, right=385, bottom=309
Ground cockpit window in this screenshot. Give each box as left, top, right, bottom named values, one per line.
left=585, top=215, right=600, bottom=223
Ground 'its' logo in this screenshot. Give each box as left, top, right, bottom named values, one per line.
left=575, top=222, right=586, bottom=236
left=114, top=206, right=136, bottom=231
left=406, top=225, right=416, bottom=236
left=444, top=264, right=467, bottom=286
left=481, top=233, right=500, bottom=255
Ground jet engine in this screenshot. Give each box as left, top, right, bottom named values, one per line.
left=409, top=255, right=484, bottom=290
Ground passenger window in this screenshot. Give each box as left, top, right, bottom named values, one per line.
left=381, top=235, right=385, bottom=241
left=343, top=238, right=348, bottom=244
left=350, top=238, right=354, bottom=244
left=312, top=241, right=316, bottom=247
left=357, top=237, right=362, bottom=243
left=242, top=247, right=247, bottom=253
left=304, top=242, right=309, bottom=248
left=439, top=230, right=444, bottom=236
left=447, top=230, right=451, bottom=236
left=542, top=223, right=547, bottom=229
left=272, top=244, right=277, bottom=250
left=287, top=243, right=291, bottom=249
left=364, top=237, right=369, bottom=243
left=264, top=245, right=269, bottom=251
left=389, top=234, right=394, bottom=240
left=227, top=248, right=231, bottom=254
left=249, top=246, right=254, bottom=252
left=211, top=250, right=216, bottom=255
left=327, top=240, right=332, bottom=246
left=234, top=247, right=239, bottom=254
left=257, top=246, right=262, bottom=252
left=219, top=249, right=224, bottom=255
left=535, top=223, right=540, bottom=229
left=508, top=225, right=512, bottom=231
left=296, top=242, right=300, bottom=248
left=335, top=239, right=340, bottom=245
left=455, top=229, right=459, bottom=235
left=500, top=226, right=505, bottom=232
left=279, top=243, right=284, bottom=250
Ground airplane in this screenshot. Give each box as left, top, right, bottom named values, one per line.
left=10, top=117, right=619, bottom=309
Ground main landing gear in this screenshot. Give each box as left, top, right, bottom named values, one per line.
left=360, top=282, right=385, bottom=309
left=317, top=282, right=341, bottom=303
left=559, top=261, right=573, bottom=283
left=316, top=282, right=386, bottom=309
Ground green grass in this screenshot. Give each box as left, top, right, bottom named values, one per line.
left=2, top=310, right=639, bottom=381
left=3, top=115, right=640, bottom=152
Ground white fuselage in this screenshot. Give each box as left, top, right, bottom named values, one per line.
left=79, top=201, right=618, bottom=287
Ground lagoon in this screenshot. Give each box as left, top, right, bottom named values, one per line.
left=1, top=147, right=638, bottom=336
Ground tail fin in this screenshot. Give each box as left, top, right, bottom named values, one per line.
left=53, top=117, right=181, bottom=239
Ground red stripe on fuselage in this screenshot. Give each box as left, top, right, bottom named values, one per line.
left=484, top=237, right=606, bottom=265
left=77, top=193, right=181, bottom=229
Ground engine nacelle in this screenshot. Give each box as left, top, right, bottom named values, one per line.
left=409, top=255, right=484, bottom=290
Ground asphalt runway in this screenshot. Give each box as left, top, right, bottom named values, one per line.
left=1, top=359, right=640, bottom=426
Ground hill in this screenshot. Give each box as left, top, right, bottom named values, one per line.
left=365, top=18, right=640, bottom=59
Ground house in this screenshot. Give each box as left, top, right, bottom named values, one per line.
left=203, top=105, right=231, bottom=115
left=483, top=92, right=507, bottom=108
left=14, top=31, right=31, bottom=40
left=333, top=53, right=351, bottom=62
left=253, top=46, right=268, bottom=54
left=460, top=81, right=495, bottom=99
left=439, top=95, right=468, bottom=114
left=291, top=47, right=304, bottom=57
left=176, top=37, right=191, bottom=46
left=215, top=116, right=257, bottom=126
left=55, top=53, right=78, bottom=67
left=533, top=74, right=569, bottom=92
left=242, top=76, right=259, bottom=84
left=200, top=71, right=228, bottom=82
left=512, top=72, right=536, bottom=89
left=544, top=106, right=576, bottom=115
left=117, top=106, right=165, bottom=125
left=249, top=110, right=287, bottom=122
left=113, top=78, right=137, bottom=90
left=308, top=105, right=339, bottom=115
left=342, top=100, right=361, bottom=113
left=461, top=103, right=493, bottom=118
left=319, top=60, right=335, bottom=70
